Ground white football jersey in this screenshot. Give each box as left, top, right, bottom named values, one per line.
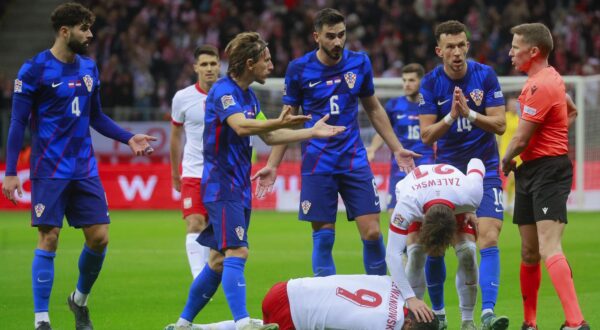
left=390, top=158, right=485, bottom=233
left=171, top=83, right=207, bottom=178
left=287, top=275, right=405, bottom=330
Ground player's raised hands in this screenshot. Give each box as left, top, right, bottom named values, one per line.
left=393, top=149, right=421, bottom=173
left=406, top=297, right=435, bottom=323
left=310, top=114, right=346, bottom=138
left=251, top=166, right=277, bottom=199
left=2, top=176, right=23, bottom=205
left=128, top=134, right=158, bottom=156
left=278, top=106, right=312, bottom=128
left=448, top=86, right=461, bottom=119
left=454, top=87, right=471, bottom=117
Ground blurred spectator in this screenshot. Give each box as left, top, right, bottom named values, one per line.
left=1, top=0, right=599, bottom=116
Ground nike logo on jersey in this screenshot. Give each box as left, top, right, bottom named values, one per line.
left=437, top=99, right=450, bottom=106
left=309, top=81, right=322, bottom=87
left=396, top=115, right=406, bottom=119
left=51, top=82, right=63, bottom=88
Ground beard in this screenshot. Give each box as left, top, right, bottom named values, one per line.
left=67, top=38, right=89, bottom=55
left=322, top=45, right=343, bottom=60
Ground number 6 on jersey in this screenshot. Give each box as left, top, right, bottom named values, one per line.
left=330, top=95, right=340, bottom=115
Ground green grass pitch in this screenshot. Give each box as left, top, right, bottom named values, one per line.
left=0, top=210, right=598, bottom=329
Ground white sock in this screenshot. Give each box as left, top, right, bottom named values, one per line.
left=482, top=308, right=494, bottom=316
left=34, top=312, right=50, bottom=327
left=73, top=289, right=88, bottom=306
left=455, top=240, right=478, bottom=321
left=433, top=308, right=446, bottom=316
left=235, top=317, right=251, bottom=329
left=176, top=317, right=192, bottom=327
left=186, top=233, right=208, bottom=279
left=405, top=244, right=426, bottom=300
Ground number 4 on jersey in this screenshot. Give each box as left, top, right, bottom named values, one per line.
left=71, top=96, right=81, bottom=117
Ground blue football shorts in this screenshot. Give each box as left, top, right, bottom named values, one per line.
left=476, top=179, right=504, bottom=220
left=198, top=200, right=251, bottom=251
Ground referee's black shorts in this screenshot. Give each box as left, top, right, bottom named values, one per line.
left=513, top=155, right=572, bottom=225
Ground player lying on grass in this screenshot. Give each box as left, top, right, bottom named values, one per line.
left=166, top=274, right=437, bottom=330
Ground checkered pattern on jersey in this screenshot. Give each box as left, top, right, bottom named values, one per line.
left=202, top=76, right=260, bottom=208
left=15, top=50, right=101, bottom=179
left=283, top=49, right=375, bottom=175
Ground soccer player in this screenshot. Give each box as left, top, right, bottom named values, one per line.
left=386, top=158, right=485, bottom=330
left=502, top=23, right=589, bottom=330
left=168, top=274, right=437, bottom=330
left=418, top=20, right=508, bottom=329
left=255, top=8, right=419, bottom=278
left=367, top=63, right=435, bottom=212
left=0, top=3, right=156, bottom=330
left=170, top=45, right=220, bottom=278
left=166, top=32, right=346, bottom=330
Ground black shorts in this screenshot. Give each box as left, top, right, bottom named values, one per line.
left=513, top=155, right=572, bottom=225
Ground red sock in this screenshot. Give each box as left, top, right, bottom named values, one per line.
left=520, top=262, right=541, bottom=326
left=545, top=253, right=584, bottom=327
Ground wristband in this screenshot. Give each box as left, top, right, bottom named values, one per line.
left=443, top=113, right=456, bottom=125
left=467, top=109, right=478, bottom=122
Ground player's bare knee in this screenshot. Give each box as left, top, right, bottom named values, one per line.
left=86, top=235, right=109, bottom=252
left=477, top=230, right=499, bottom=249
left=225, top=246, right=249, bottom=259
left=520, top=246, right=541, bottom=264
left=208, top=251, right=224, bottom=273
left=37, top=226, right=60, bottom=251
left=186, top=214, right=207, bottom=233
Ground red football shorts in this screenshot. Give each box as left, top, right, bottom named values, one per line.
left=262, top=281, right=295, bottom=330
left=180, top=177, right=208, bottom=219
left=407, top=213, right=476, bottom=236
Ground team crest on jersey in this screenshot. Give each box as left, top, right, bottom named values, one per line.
left=83, top=75, right=94, bottom=92
left=344, top=71, right=357, bottom=89
left=469, top=89, right=484, bottom=106
left=14, top=79, right=23, bottom=93
left=221, top=95, right=236, bottom=110
left=301, top=200, right=311, bottom=215
left=417, top=93, right=425, bottom=106
left=235, top=226, right=245, bottom=240
left=34, top=203, right=45, bottom=218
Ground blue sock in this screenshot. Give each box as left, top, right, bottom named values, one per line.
left=222, top=257, right=248, bottom=321
left=32, top=249, right=55, bottom=312
left=181, top=266, right=222, bottom=321
left=425, top=255, right=446, bottom=311
left=362, top=236, right=387, bottom=275
left=312, top=229, right=336, bottom=276
left=76, top=245, right=106, bottom=294
left=479, top=246, right=500, bottom=311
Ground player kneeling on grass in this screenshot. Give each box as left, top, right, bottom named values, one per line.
left=386, top=158, right=487, bottom=330
left=168, top=274, right=437, bottom=330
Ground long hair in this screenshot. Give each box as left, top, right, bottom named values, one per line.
left=225, top=32, right=267, bottom=78
left=419, top=204, right=456, bottom=256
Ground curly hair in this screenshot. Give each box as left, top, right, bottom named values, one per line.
left=51, top=2, right=95, bottom=32
left=225, top=32, right=268, bottom=78
left=419, top=204, right=456, bottom=256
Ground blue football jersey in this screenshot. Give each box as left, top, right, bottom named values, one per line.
left=202, top=76, right=262, bottom=208
left=419, top=60, right=505, bottom=184
left=13, top=50, right=102, bottom=179
left=385, top=96, right=435, bottom=179
left=283, top=49, right=374, bottom=175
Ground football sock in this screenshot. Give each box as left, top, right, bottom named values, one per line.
left=406, top=244, right=426, bottom=299
left=425, top=255, right=446, bottom=311
left=32, top=249, right=55, bottom=313
left=222, top=257, right=249, bottom=321
left=235, top=317, right=250, bottom=329
left=312, top=229, right=336, bottom=276
left=520, top=262, right=541, bottom=326
left=545, top=253, right=584, bottom=327
left=34, top=312, right=50, bottom=328
left=181, top=265, right=222, bottom=321
left=75, top=244, right=106, bottom=306
left=455, top=241, right=478, bottom=321
left=362, top=235, right=387, bottom=275
left=479, top=246, right=500, bottom=311
left=186, top=233, right=208, bottom=279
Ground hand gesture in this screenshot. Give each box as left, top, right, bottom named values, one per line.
left=501, top=157, right=517, bottom=177
left=448, top=87, right=460, bottom=120
left=2, top=176, right=23, bottom=205
left=406, top=297, right=435, bottom=323
left=128, top=134, right=158, bottom=156
left=278, top=107, right=311, bottom=128
left=463, top=212, right=479, bottom=236
left=393, top=149, right=421, bottom=173
left=454, top=87, right=470, bottom=118
left=311, top=114, right=346, bottom=138
left=251, top=166, right=277, bottom=199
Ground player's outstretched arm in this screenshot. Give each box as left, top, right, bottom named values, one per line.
left=169, top=123, right=184, bottom=192
left=259, top=114, right=345, bottom=146
left=128, top=134, right=158, bottom=156
left=361, top=95, right=419, bottom=171
left=227, top=107, right=311, bottom=137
